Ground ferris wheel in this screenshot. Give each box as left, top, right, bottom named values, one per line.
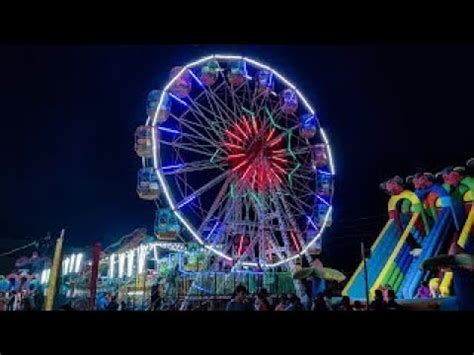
left=134, top=54, right=335, bottom=269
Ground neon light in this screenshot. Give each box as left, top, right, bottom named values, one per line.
left=301, top=206, right=332, bottom=254
left=158, top=126, right=181, bottom=135
left=153, top=245, right=159, bottom=262
left=169, top=93, right=189, bottom=107
left=226, top=129, right=244, bottom=143
left=69, top=254, right=76, bottom=274
left=243, top=118, right=252, bottom=135
left=74, top=253, right=83, bottom=273
left=175, top=212, right=204, bottom=244
left=109, top=254, right=115, bottom=278
left=241, top=262, right=258, bottom=267
left=41, top=269, right=47, bottom=284
left=266, top=128, right=276, bottom=142
left=238, top=236, right=244, bottom=256
left=317, top=169, right=332, bottom=176
left=306, top=215, right=319, bottom=230
left=234, top=121, right=248, bottom=138
left=214, top=54, right=243, bottom=61
left=224, top=142, right=244, bottom=150
left=185, top=55, right=214, bottom=69
left=228, top=153, right=246, bottom=159
left=126, top=250, right=135, bottom=277
left=271, top=156, right=288, bottom=164
left=204, top=245, right=232, bottom=260
left=241, top=164, right=252, bottom=181
left=290, top=231, right=301, bottom=252
left=161, top=164, right=184, bottom=171
left=232, top=159, right=249, bottom=172
left=271, top=162, right=286, bottom=175
left=206, top=221, right=220, bottom=241
left=118, top=253, right=126, bottom=278
left=267, top=136, right=283, bottom=148
left=320, top=128, right=335, bottom=175
left=210, top=149, right=220, bottom=163
left=316, top=194, right=331, bottom=207
left=177, top=195, right=197, bottom=209
left=252, top=115, right=258, bottom=134
left=188, top=69, right=204, bottom=87
left=63, top=257, right=69, bottom=275
left=137, top=245, right=148, bottom=274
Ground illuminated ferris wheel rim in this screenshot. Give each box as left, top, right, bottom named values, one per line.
left=147, top=54, right=335, bottom=268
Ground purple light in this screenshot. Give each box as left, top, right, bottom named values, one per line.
left=177, top=195, right=197, bottom=209
left=188, top=69, right=204, bottom=87
left=317, top=169, right=332, bottom=176
left=168, top=93, right=189, bottom=107
left=158, top=126, right=181, bottom=135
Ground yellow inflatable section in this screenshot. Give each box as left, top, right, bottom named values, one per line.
left=341, top=219, right=393, bottom=296
left=369, top=212, right=420, bottom=298
left=387, top=190, right=420, bottom=212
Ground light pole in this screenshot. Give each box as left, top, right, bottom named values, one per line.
left=361, top=242, right=370, bottom=311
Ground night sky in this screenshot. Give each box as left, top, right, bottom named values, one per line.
left=0, top=44, right=473, bottom=272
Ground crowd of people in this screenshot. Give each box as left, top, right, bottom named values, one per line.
left=0, top=278, right=44, bottom=311
left=223, top=284, right=403, bottom=311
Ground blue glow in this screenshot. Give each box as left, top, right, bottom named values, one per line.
left=316, top=194, right=331, bottom=207
left=158, top=126, right=181, bottom=135
left=169, top=93, right=189, bottom=107
left=177, top=195, right=197, bottom=209
left=161, top=164, right=184, bottom=171
left=188, top=69, right=204, bottom=87
left=317, top=169, right=332, bottom=176
left=205, top=221, right=220, bottom=241
left=191, top=284, right=212, bottom=294
left=306, top=215, right=319, bottom=230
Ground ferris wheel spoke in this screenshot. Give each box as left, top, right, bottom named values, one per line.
left=160, top=139, right=218, bottom=158
left=277, top=184, right=313, bottom=215
left=204, top=83, right=243, bottom=124
left=271, top=195, right=292, bottom=254
left=160, top=159, right=226, bottom=175
left=170, top=112, right=221, bottom=144
left=210, top=196, right=240, bottom=248
left=198, top=176, right=233, bottom=233
left=174, top=174, right=206, bottom=218
left=277, top=193, right=306, bottom=245
left=174, top=170, right=231, bottom=210
left=189, top=91, right=229, bottom=130
left=172, top=115, right=223, bottom=150
left=184, top=95, right=229, bottom=138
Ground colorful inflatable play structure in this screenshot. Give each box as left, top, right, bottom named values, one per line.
left=343, top=159, right=474, bottom=306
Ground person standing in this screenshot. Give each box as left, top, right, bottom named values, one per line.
left=416, top=281, right=431, bottom=299
left=274, top=295, right=289, bottom=311
left=96, top=292, right=109, bottom=310
left=106, top=295, right=119, bottom=311
left=286, top=294, right=305, bottom=311
left=336, top=296, right=353, bottom=311
left=0, top=292, right=6, bottom=311
left=226, top=285, right=252, bottom=311
left=386, top=290, right=401, bottom=311
left=370, top=290, right=386, bottom=311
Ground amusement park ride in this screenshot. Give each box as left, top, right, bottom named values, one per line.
left=343, top=162, right=474, bottom=305
left=134, top=54, right=336, bottom=302
left=19, top=54, right=472, bottom=310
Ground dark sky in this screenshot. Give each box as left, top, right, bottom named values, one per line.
left=0, top=44, right=473, bottom=271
